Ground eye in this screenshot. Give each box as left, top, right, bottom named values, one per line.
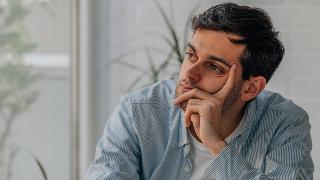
left=208, top=63, right=225, bottom=75
left=185, top=51, right=197, bottom=62
left=185, top=52, right=193, bottom=58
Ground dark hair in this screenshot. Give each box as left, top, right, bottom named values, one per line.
left=191, top=3, right=285, bottom=82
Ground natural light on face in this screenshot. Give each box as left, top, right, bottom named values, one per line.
left=174, top=30, right=246, bottom=112
left=184, top=43, right=232, bottom=77
left=174, top=47, right=233, bottom=111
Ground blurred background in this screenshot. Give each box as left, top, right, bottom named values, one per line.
left=0, top=0, right=319, bottom=180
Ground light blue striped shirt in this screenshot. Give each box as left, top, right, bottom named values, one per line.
left=87, top=80, right=313, bottom=180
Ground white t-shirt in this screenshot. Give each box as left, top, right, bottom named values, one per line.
left=187, top=118, right=245, bottom=180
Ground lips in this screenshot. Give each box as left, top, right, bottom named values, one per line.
left=180, top=83, right=193, bottom=92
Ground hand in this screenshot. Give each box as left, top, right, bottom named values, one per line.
left=174, top=64, right=237, bottom=156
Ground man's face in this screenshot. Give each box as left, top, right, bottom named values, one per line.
left=175, top=30, right=246, bottom=111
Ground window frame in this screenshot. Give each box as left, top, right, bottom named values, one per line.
left=70, top=0, right=97, bottom=179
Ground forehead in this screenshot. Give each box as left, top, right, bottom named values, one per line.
left=190, top=30, right=246, bottom=64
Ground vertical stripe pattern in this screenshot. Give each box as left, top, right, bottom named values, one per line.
left=87, top=80, right=314, bottom=180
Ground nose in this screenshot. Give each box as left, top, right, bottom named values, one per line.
left=185, top=62, right=201, bottom=82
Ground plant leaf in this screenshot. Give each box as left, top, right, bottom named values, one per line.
left=154, top=0, right=183, bottom=63
left=30, top=152, right=48, bottom=180
left=126, top=70, right=149, bottom=92
left=145, top=48, right=158, bottom=82
left=182, top=3, right=201, bottom=53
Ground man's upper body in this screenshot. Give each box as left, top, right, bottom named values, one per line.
left=88, top=3, right=313, bottom=179
left=87, top=80, right=313, bottom=180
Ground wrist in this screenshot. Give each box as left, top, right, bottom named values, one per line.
left=208, top=140, right=227, bottom=156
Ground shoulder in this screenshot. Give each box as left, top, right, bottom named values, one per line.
left=121, top=80, right=177, bottom=108
left=254, top=90, right=307, bottom=117
left=118, top=80, right=179, bottom=143
left=248, top=90, right=309, bottom=130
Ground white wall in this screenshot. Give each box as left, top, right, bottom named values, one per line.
left=94, top=0, right=320, bottom=177
left=0, top=1, right=72, bottom=180
left=9, top=67, right=71, bottom=180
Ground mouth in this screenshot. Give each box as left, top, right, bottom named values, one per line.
left=180, top=83, right=194, bottom=92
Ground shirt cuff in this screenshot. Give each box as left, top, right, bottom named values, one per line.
left=203, top=144, right=258, bottom=180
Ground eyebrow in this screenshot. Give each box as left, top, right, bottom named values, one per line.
left=187, top=43, right=232, bottom=68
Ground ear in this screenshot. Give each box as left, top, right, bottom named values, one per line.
left=240, top=76, right=266, bottom=102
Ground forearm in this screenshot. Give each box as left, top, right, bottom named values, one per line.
left=203, top=144, right=312, bottom=180
left=203, top=144, right=269, bottom=179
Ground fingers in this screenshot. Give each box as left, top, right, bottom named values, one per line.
left=215, top=64, right=237, bottom=101
left=184, top=99, right=201, bottom=127
left=191, top=114, right=200, bottom=130
left=174, top=88, right=211, bottom=106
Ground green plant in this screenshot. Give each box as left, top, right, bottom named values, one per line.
left=31, top=151, right=48, bottom=180
left=0, top=0, right=47, bottom=179
left=109, top=1, right=199, bottom=91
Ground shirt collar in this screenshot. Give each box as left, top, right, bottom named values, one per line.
left=175, top=98, right=260, bottom=148
left=239, top=99, right=260, bottom=142
left=177, top=109, right=189, bottom=147
left=225, top=109, right=247, bottom=143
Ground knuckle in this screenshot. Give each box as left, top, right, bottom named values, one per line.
left=192, top=88, right=199, bottom=95
left=185, top=104, right=191, bottom=111
left=208, top=101, right=220, bottom=109
left=187, top=99, right=194, bottom=106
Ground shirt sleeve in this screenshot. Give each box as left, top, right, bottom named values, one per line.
left=87, top=97, right=141, bottom=180
left=202, top=112, right=314, bottom=180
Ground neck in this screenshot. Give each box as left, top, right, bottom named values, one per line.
left=220, top=102, right=246, bottom=139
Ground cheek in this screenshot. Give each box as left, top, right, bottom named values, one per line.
left=199, top=74, right=227, bottom=93
left=178, top=61, right=189, bottom=79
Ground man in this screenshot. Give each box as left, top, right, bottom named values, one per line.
left=87, top=3, right=313, bottom=180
